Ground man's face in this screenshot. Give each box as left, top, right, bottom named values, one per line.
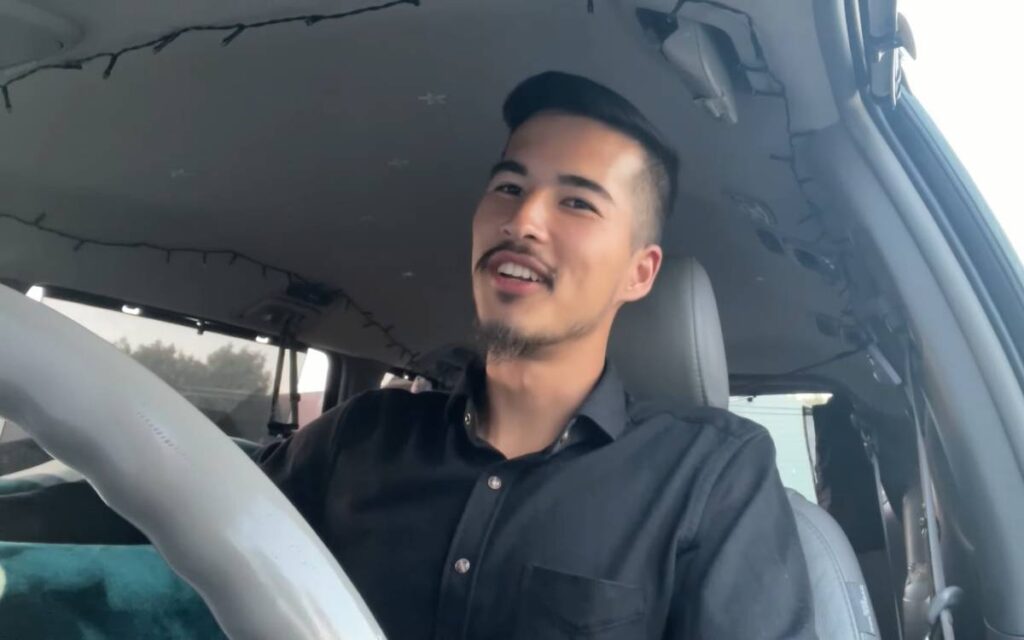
left=471, top=112, right=662, bottom=356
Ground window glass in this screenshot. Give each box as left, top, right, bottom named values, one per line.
left=1, top=288, right=330, bottom=474
left=899, top=0, right=1023, bottom=259
left=728, top=393, right=831, bottom=501
left=380, top=371, right=434, bottom=393
left=0, top=418, right=51, bottom=474
left=296, top=348, right=330, bottom=427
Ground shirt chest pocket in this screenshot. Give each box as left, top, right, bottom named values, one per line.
left=515, top=564, right=647, bottom=639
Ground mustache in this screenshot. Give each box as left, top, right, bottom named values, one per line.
left=475, top=240, right=556, bottom=285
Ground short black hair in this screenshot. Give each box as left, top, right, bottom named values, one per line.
left=502, top=71, right=679, bottom=245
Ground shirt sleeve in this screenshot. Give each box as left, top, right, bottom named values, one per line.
left=670, top=431, right=817, bottom=639
left=254, top=402, right=348, bottom=533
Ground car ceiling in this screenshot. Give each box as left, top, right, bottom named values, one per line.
left=0, top=0, right=904, bottom=409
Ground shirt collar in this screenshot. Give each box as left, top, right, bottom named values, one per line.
left=444, top=357, right=630, bottom=443
left=575, top=362, right=630, bottom=441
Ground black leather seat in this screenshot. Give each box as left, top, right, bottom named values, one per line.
left=609, top=257, right=880, bottom=640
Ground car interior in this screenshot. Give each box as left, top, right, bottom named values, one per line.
left=2, top=0, right=1023, bottom=638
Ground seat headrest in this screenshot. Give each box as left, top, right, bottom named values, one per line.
left=609, top=257, right=729, bottom=409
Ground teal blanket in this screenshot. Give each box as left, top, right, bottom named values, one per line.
left=0, top=542, right=226, bottom=639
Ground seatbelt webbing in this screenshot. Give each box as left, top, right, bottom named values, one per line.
left=904, top=348, right=957, bottom=640
left=269, top=338, right=286, bottom=420
left=861, top=425, right=905, bottom=640
left=266, top=320, right=301, bottom=438
left=288, top=343, right=300, bottom=425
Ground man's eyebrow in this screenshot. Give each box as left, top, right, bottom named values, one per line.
left=558, top=174, right=614, bottom=202
left=490, top=160, right=528, bottom=178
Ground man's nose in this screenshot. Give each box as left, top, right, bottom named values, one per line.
left=500, top=191, right=549, bottom=242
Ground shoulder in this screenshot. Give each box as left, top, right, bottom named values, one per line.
left=624, top=401, right=779, bottom=495
left=627, top=399, right=770, bottom=448
left=624, top=400, right=778, bottom=495
left=256, top=388, right=454, bottom=471
left=320, top=387, right=453, bottom=441
left=340, top=387, right=450, bottom=416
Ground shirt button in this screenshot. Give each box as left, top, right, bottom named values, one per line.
left=487, top=475, right=502, bottom=490
left=454, top=558, right=471, bottom=574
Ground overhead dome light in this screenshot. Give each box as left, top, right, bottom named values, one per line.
left=255, top=336, right=271, bottom=344
left=121, top=305, right=141, bottom=316
left=0, top=1, right=82, bottom=70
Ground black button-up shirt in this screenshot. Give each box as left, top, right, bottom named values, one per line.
left=256, top=362, right=815, bottom=639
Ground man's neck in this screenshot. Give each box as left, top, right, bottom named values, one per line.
left=481, top=333, right=607, bottom=459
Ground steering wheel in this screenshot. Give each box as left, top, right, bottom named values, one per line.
left=0, top=284, right=385, bottom=639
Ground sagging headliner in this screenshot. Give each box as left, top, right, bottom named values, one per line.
left=0, top=0, right=901, bottom=409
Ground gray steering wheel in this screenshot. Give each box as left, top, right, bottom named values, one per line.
left=0, top=284, right=385, bottom=639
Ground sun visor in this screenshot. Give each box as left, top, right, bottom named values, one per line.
left=0, top=1, right=81, bottom=71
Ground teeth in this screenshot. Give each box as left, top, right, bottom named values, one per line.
left=497, top=261, right=541, bottom=282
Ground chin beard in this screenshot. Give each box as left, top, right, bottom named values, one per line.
left=475, top=319, right=590, bottom=360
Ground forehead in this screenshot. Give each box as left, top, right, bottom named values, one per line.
left=503, top=113, right=647, bottom=187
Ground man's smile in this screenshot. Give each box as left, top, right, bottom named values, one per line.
left=477, top=246, right=555, bottom=296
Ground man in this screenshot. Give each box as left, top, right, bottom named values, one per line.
left=258, top=71, right=816, bottom=639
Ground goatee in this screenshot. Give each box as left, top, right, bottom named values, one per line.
left=474, top=319, right=589, bottom=360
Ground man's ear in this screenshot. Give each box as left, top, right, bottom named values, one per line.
left=621, top=244, right=663, bottom=303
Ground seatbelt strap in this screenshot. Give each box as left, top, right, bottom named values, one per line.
left=903, top=347, right=960, bottom=640
left=288, top=343, right=300, bottom=426
left=267, top=321, right=300, bottom=438
left=860, top=423, right=905, bottom=640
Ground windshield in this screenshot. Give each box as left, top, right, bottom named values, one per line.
left=899, top=0, right=1023, bottom=259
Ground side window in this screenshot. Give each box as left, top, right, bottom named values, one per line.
left=295, top=348, right=329, bottom=427
left=380, top=371, right=434, bottom=393
left=0, top=417, right=53, bottom=473
left=4, top=287, right=329, bottom=459
left=728, top=393, right=831, bottom=502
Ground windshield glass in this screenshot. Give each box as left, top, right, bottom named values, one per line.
left=899, top=0, right=1023, bottom=258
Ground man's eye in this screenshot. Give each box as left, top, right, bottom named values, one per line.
left=563, top=197, right=597, bottom=213
left=494, top=183, right=522, bottom=196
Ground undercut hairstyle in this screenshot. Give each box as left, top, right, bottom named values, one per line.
left=502, top=71, right=680, bottom=246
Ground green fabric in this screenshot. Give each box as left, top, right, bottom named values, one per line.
left=0, top=437, right=260, bottom=637
left=0, top=542, right=226, bottom=639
